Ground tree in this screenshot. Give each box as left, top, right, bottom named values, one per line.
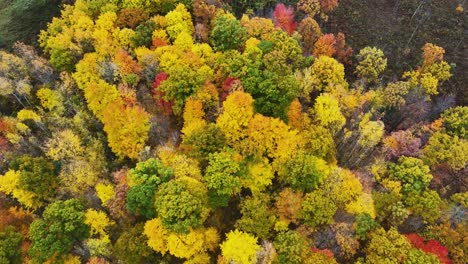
left=354, top=213, right=380, bottom=240
left=388, top=156, right=432, bottom=194
left=313, top=93, right=346, bottom=133
left=210, top=14, right=247, bottom=51
left=114, top=223, right=157, bottom=263
left=441, top=106, right=467, bottom=139
left=29, top=199, right=90, bottom=263
left=154, top=181, right=208, bottom=233
left=0, top=227, right=23, bottom=264
left=182, top=123, right=226, bottom=162
left=300, top=190, right=337, bottom=227
left=278, top=151, right=330, bottom=192
left=220, top=229, right=260, bottom=264
left=307, top=56, right=347, bottom=93
left=45, top=129, right=84, bottom=161
left=204, top=151, right=242, bottom=207
left=297, top=17, right=321, bottom=52
left=127, top=158, right=173, bottom=218
left=373, top=191, right=408, bottom=227
left=10, top=156, right=58, bottom=205
left=116, top=8, right=149, bottom=29
left=236, top=193, right=276, bottom=239
left=422, top=131, right=468, bottom=171
left=355, top=47, right=387, bottom=83
left=0, top=170, right=39, bottom=209
left=164, top=4, right=194, bottom=41
left=275, top=188, right=304, bottom=224
left=101, top=101, right=150, bottom=159
left=313, top=34, right=336, bottom=57
left=274, top=231, right=309, bottom=264
left=363, top=228, right=411, bottom=264
left=273, top=4, right=297, bottom=36
left=383, top=130, right=421, bottom=160
left=405, top=190, right=442, bottom=224
left=130, top=19, right=156, bottom=47
left=216, top=91, right=254, bottom=149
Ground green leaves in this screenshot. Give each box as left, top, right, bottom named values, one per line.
left=29, top=199, right=89, bottom=263
left=210, top=14, right=247, bottom=51
left=155, top=181, right=206, bottom=233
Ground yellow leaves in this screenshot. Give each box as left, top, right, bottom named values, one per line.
left=45, top=129, right=84, bottom=161
left=36, top=88, right=64, bottom=113
left=16, top=109, right=41, bottom=122
left=165, top=4, right=194, bottom=41
left=182, top=98, right=206, bottom=138
left=243, top=159, right=274, bottom=193
left=144, top=218, right=169, bottom=255
left=217, top=91, right=254, bottom=148
left=308, top=55, right=347, bottom=92
left=245, top=38, right=261, bottom=49
left=358, top=113, right=384, bottom=148
left=85, top=209, right=114, bottom=237
left=101, top=102, right=150, bottom=159
left=313, top=93, right=345, bottom=133
left=158, top=147, right=202, bottom=180
left=220, top=229, right=260, bottom=264
left=346, top=193, right=376, bottom=218
left=240, top=16, right=276, bottom=39
left=95, top=183, right=115, bottom=205
left=0, top=170, right=39, bottom=209
left=144, top=218, right=219, bottom=261
left=174, top=31, right=194, bottom=50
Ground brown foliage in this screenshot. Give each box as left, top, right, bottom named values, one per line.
left=116, top=8, right=150, bottom=29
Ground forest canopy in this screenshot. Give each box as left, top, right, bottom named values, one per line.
left=0, top=0, right=466, bottom=264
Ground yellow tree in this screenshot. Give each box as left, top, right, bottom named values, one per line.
left=217, top=91, right=255, bottom=150
left=220, top=229, right=260, bottom=264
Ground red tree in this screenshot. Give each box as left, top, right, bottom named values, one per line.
left=273, top=3, right=297, bottom=36
left=406, top=233, right=452, bottom=264
left=152, top=72, right=174, bottom=115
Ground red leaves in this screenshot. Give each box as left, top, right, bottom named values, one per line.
left=406, top=233, right=452, bottom=264
left=273, top=3, right=297, bottom=36
left=221, top=77, right=240, bottom=102
left=312, top=247, right=335, bottom=258
left=152, top=72, right=174, bottom=115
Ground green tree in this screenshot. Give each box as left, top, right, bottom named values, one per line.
left=126, top=158, right=172, bottom=218
left=130, top=20, right=156, bottom=48
left=354, top=213, right=380, bottom=240
left=363, top=228, right=411, bottom=264
left=210, top=14, right=247, bottom=51
left=182, top=123, right=226, bottom=162
left=236, top=193, right=276, bottom=239
left=441, top=106, right=467, bottom=139
left=404, top=190, right=442, bottom=224
left=300, top=190, right=337, bottom=227
left=114, top=223, right=157, bottom=264
left=422, top=131, right=468, bottom=171
left=273, top=231, right=308, bottom=264
left=204, top=151, right=242, bottom=207
left=373, top=191, right=408, bottom=227
left=10, top=156, right=58, bottom=204
left=29, top=199, right=90, bottom=263
left=388, top=156, right=432, bottom=194
left=154, top=181, right=207, bottom=233
left=0, top=227, right=23, bottom=264
left=278, top=151, right=330, bottom=192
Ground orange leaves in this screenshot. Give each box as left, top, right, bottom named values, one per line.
left=313, top=34, right=336, bottom=57
left=313, top=33, right=353, bottom=64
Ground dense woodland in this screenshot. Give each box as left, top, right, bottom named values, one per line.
left=0, top=0, right=467, bottom=263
